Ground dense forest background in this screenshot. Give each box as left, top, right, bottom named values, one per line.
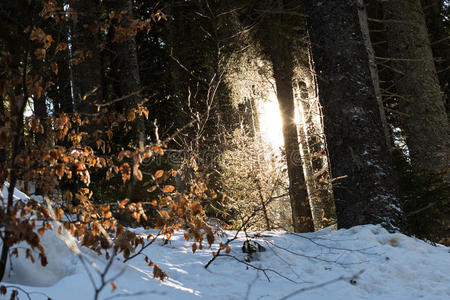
left=0, top=0, right=449, bottom=285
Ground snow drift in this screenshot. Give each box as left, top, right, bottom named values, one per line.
left=1, top=186, right=449, bottom=299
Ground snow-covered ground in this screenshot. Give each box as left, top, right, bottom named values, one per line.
left=1, top=187, right=449, bottom=299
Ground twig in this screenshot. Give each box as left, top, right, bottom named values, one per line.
left=278, top=270, right=364, bottom=300
left=244, top=273, right=259, bottom=300
left=123, top=229, right=162, bottom=263
left=384, top=107, right=410, bottom=118
left=102, top=290, right=165, bottom=300
left=262, top=239, right=371, bottom=265
left=431, top=36, right=450, bottom=46
left=288, top=233, right=377, bottom=252
left=94, top=89, right=145, bottom=107
left=216, top=254, right=303, bottom=283
left=204, top=192, right=278, bottom=269
left=0, top=285, right=52, bottom=300
left=405, top=202, right=438, bottom=217
left=79, top=251, right=126, bottom=300
left=367, top=18, right=411, bottom=24
left=375, top=56, right=423, bottom=62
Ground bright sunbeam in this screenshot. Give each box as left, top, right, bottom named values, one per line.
left=258, top=91, right=284, bottom=149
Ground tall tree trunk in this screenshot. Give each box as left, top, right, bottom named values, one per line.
left=270, top=38, right=314, bottom=233
left=0, top=97, right=5, bottom=165
left=252, top=0, right=314, bottom=232
left=71, top=0, right=102, bottom=115
left=383, top=0, right=450, bottom=179
left=107, top=0, right=146, bottom=201
left=52, top=11, right=74, bottom=115
left=296, top=79, right=336, bottom=230
left=421, top=0, right=450, bottom=116
left=56, top=55, right=74, bottom=114
left=301, top=0, right=404, bottom=231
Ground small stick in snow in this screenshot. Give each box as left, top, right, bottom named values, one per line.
left=278, top=270, right=365, bottom=300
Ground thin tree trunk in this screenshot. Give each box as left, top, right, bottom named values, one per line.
left=301, top=0, right=404, bottom=231
left=383, top=0, right=450, bottom=179
left=0, top=18, right=32, bottom=281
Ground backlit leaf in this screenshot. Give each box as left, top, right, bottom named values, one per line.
left=155, top=170, right=164, bottom=178
left=162, top=185, right=175, bottom=193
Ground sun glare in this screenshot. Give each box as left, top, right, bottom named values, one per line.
left=258, top=91, right=284, bottom=149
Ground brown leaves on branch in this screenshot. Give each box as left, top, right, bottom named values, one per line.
left=0, top=3, right=219, bottom=288
left=153, top=264, right=168, bottom=281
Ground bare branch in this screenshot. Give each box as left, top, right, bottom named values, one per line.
left=278, top=270, right=365, bottom=300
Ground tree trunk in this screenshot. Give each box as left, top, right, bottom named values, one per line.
left=0, top=97, right=5, bottom=165
left=71, top=0, right=102, bottom=115
left=383, top=0, right=449, bottom=179
left=251, top=0, right=314, bottom=232
left=107, top=0, right=146, bottom=201
left=296, top=79, right=336, bottom=230
left=421, top=0, right=449, bottom=116
left=301, top=0, right=404, bottom=231
left=270, top=38, right=314, bottom=233
left=52, top=12, right=74, bottom=115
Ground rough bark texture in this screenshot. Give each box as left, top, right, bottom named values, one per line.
left=421, top=0, right=449, bottom=116
left=383, top=0, right=449, bottom=179
left=292, top=19, right=337, bottom=230
left=301, top=0, right=404, bottom=231
left=270, top=37, right=314, bottom=233
left=296, top=79, right=336, bottom=230
left=357, top=0, right=392, bottom=152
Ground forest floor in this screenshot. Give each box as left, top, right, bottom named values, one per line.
left=1, top=187, right=450, bottom=300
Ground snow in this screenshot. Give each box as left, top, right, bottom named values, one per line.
left=1, top=187, right=450, bottom=299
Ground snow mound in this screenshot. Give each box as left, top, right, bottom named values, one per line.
left=1, top=185, right=449, bottom=299
left=2, top=228, right=78, bottom=287
left=1, top=184, right=79, bottom=287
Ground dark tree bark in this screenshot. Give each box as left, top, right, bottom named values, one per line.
left=33, top=94, right=47, bottom=143
left=106, top=0, right=146, bottom=201
left=55, top=55, right=74, bottom=114
left=383, top=0, right=449, bottom=180
left=108, top=0, right=145, bottom=147
left=71, top=0, right=103, bottom=115
left=51, top=12, right=73, bottom=115
left=301, top=0, right=404, bottom=231
left=0, top=97, right=5, bottom=164
left=421, top=0, right=450, bottom=115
